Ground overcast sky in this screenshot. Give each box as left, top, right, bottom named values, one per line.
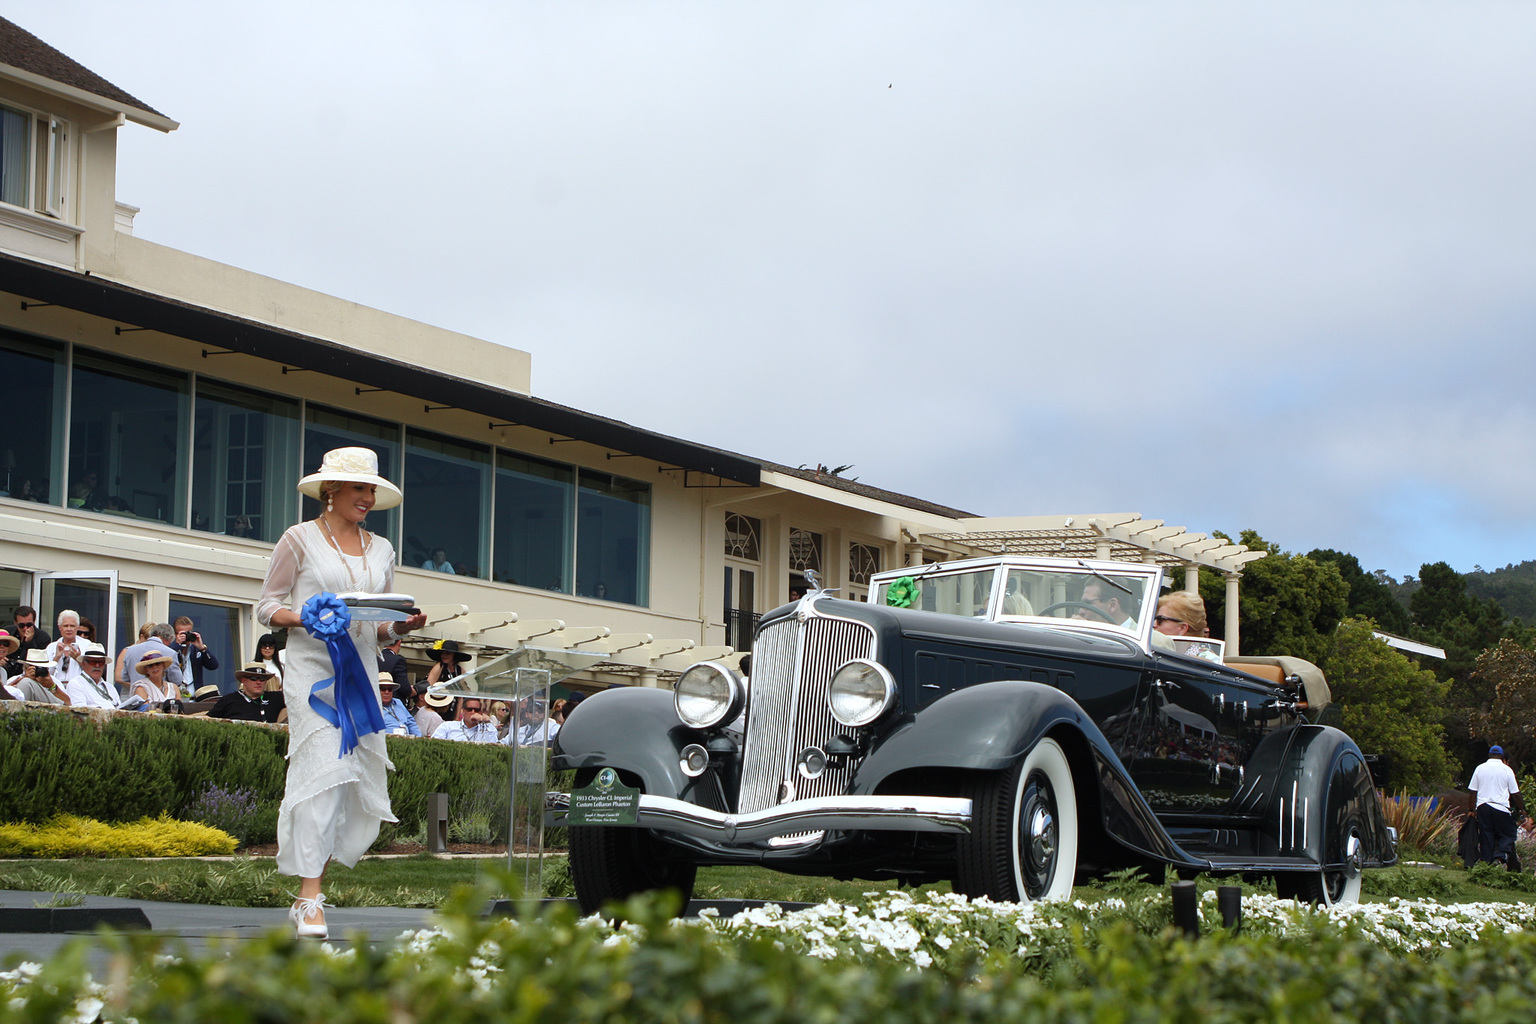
left=12, top=2, right=1536, bottom=579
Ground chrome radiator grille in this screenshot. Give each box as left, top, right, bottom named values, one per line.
left=738, top=611, right=877, bottom=815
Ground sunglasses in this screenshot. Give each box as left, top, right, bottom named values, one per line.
left=1154, top=615, right=1185, bottom=626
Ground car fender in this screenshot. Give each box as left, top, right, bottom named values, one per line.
left=1252, top=725, right=1398, bottom=869
left=551, top=686, right=702, bottom=800
left=852, top=679, right=1206, bottom=868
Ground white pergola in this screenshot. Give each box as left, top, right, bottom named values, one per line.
left=918, top=513, right=1269, bottom=654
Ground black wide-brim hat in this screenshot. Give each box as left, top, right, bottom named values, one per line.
left=433, top=639, right=472, bottom=664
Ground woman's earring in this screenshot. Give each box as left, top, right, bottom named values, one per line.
left=326, top=497, right=334, bottom=513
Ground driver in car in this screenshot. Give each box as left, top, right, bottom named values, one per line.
left=1075, top=578, right=1139, bottom=627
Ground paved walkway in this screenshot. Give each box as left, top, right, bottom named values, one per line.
left=0, top=890, right=439, bottom=973
left=0, top=891, right=811, bottom=975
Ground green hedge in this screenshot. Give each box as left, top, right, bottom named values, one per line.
left=10, top=887, right=1536, bottom=1023
left=0, top=707, right=541, bottom=849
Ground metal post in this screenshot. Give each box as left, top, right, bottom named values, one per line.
left=1217, top=885, right=1242, bottom=933
left=1170, top=880, right=1199, bottom=937
left=426, top=793, right=449, bottom=854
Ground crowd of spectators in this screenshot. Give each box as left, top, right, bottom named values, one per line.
left=2, top=605, right=588, bottom=744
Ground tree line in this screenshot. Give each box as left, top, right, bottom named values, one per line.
left=1178, top=530, right=1533, bottom=793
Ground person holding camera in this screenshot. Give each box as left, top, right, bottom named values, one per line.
left=172, top=616, right=220, bottom=696
left=43, top=609, right=87, bottom=690
left=10, top=649, right=71, bottom=704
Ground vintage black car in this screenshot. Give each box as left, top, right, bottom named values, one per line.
left=551, top=555, right=1396, bottom=913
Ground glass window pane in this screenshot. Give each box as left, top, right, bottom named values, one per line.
left=576, top=469, right=649, bottom=605
left=168, top=597, right=242, bottom=695
left=403, top=429, right=490, bottom=577
left=494, top=451, right=573, bottom=592
left=789, top=528, right=824, bottom=574
left=303, top=406, right=400, bottom=547
left=725, top=513, right=762, bottom=561
left=70, top=351, right=189, bottom=525
left=0, top=330, right=65, bottom=504
left=191, top=380, right=301, bottom=543
left=0, top=105, right=29, bottom=207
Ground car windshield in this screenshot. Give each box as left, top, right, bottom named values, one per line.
left=882, top=567, right=996, bottom=617
left=1003, top=567, right=1151, bottom=632
left=872, top=560, right=1157, bottom=637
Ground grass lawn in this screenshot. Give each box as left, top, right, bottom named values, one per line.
left=2, top=850, right=1533, bottom=909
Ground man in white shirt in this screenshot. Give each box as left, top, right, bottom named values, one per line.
left=65, top=642, right=121, bottom=710
left=435, top=697, right=498, bottom=743
left=507, top=699, right=558, bottom=746
left=1469, top=744, right=1528, bottom=866
left=43, top=610, right=87, bottom=690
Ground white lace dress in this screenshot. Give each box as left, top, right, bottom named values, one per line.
left=258, top=521, right=399, bottom=877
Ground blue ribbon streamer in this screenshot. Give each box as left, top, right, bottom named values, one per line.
left=301, top=592, right=386, bottom=757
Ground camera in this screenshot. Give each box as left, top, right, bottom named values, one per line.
left=183, top=631, right=199, bottom=644
left=35, top=667, right=48, bottom=678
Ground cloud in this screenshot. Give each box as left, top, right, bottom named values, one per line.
left=11, top=0, right=1536, bottom=578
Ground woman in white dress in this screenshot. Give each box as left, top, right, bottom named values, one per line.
left=257, top=448, right=427, bottom=938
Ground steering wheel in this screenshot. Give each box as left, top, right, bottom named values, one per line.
left=1034, top=601, right=1116, bottom=623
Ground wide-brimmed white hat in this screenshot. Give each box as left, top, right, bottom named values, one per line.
left=297, top=447, right=403, bottom=510
left=23, top=649, right=55, bottom=669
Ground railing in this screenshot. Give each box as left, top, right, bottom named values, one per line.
left=724, top=608, right=760, bottom=653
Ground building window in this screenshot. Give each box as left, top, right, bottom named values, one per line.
left=191, top=381, right=301, bottom=542
left=0, top=330, right=65, bottom=504
left=303, top=406, right=400, bottom=547
left=404, top=429, right=490, bottom=577
left=724, top=513, right=762, bottom=561
left=577, top=470, right=649, bottom=605
left=0, top=103, right=70, bottom=218
left=70, top=351, right=189, bottom=525
left=789, top=528, right=824, bottom=575
left=493, top=451, right=573, bottom=592
left=849, top=543, right=881, bottom=586
left=168, top=596, right=245, bottom=694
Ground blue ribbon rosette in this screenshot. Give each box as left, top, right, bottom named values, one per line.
left=301, top=592, right=386, bottom=756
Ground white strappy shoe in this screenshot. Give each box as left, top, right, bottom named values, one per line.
left=289, top=892, right=329, bottom=939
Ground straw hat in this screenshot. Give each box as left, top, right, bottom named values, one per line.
left=193, top=683, right=221, bottom=701
left=0, top=630, right=18, bottom=654
left=235, top=662, right=274, bottom=680
left=80, top=642, right=108, bottom=661
left=377, top=672, right=399, bottom=689
left=23, top=649, right=55, bottom=669
left=296, top=447, right=403, bottom=510
left=422, top=688, right=455, bottom=708
left=135, top=651, right=173, bottom=671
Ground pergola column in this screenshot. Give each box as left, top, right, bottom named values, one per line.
left=1224, top=572, right=1241, bottom=655
left=1184, top=564, right=1199, bottom=593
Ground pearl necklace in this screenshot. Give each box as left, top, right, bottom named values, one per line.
left=317, top=514, right=373, bottom=593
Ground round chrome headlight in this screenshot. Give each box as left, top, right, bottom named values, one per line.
left=827, top=659, right=895, bottom=727
left=674, top=661, right=745, bottom=729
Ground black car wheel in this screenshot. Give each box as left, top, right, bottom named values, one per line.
left=955, top=737, right=1078, bottom=902
left=1275, top=825, right=1363, bottom=907
left=566, top=769, right=697, bottom=917
left=569, top=823, right=698, bottom=917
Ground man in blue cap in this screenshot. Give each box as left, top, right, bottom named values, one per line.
left=1468, top=745, right=1527, bottom=866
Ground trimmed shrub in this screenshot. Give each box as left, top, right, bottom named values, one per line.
left=0, top=813, right=236, bottom=857
left=0, top=706, right=558, bottom=850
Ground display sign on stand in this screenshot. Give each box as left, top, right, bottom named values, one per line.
left=426, top=646, right=606, bottom=899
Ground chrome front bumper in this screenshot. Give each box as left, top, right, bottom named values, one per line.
left=548, top=793, right=973, bottom=845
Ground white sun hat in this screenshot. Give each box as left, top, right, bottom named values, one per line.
left=297, top=447, right=403, bottom=510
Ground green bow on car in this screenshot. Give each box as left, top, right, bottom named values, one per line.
left=885, top=576, right=918, bottom=608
